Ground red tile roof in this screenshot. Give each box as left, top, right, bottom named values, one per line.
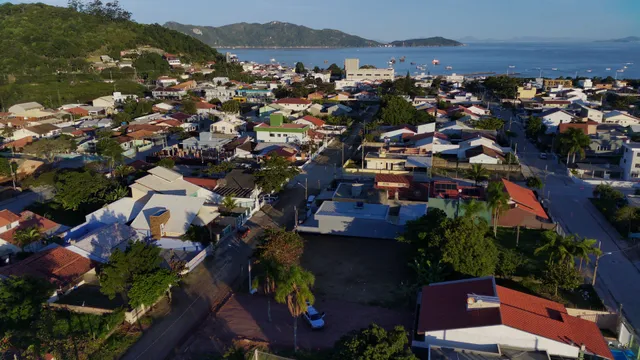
left=0, top=211, right=60, bottom=245
left=0, top=246, right=94, bottom=287
left=195, top=102, right=215, bottom=109
left=497, top=286, right=612, bottom=359
left=300, top=115, right=325, bottom=127
left=418, top=277, right=612, bottom=360
left=501, top=179, right=548, bottom=219
left=157, top=119, right=182, bottom=127
left=127, top=159, right=152, bottom=170
left=184, top=177, right=218, bottom=190
left=375, top=174, right=413, bottom=186
left=0, top=136, right=33, bottom=150
left=274, top=98, right=311, bottom=105
left=0, top=209, right=21, bottom=228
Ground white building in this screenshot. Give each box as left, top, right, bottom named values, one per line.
left=579, top=106, right=603, bottom=122
left=603, top=111, right=640, bottom=126
left=272, top=98, right=312, bottom=112
left=130, top=166, right=215, bottom=202
left=620, top=142, right=640, bottom=181
left=413, top=277, right=613, bottom=360
left=210, top=118, right=246, bottom=135
left=344, top=58, right=394, bottom=82
left=539, top=108, right=575, bottom=133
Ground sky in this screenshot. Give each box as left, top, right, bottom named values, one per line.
left=8, top=0, right=640, bottom=41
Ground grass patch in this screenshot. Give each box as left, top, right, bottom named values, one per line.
left=88, top=330, right=141, bottom=360
left=495, top=227, right=547, bottom=277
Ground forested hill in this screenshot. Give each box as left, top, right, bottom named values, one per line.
left=0, top=2, right=221, bottom=76
left=164, top=21, right=381, bottom=48
left=389, top=37, right=463, bottom=47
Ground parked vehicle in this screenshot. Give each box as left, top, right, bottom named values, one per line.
left=539, top=153, right=548, bottom=160
left=260, top=194, right=279, bottom=204
left=237, top=225, right=250, bottom=239
left=306, top=195, right=316, bottom=208
left=302, top=303, right=325, bottom=330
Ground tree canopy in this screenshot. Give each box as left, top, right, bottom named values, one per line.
left=22, top=136, right=77, bottom=163
left=333, top=324, right=418, bottom=360
left=378, top=95, right=435, bottom=126
left=221, top=100, right=240, bottom=114
left=0, top=276, right=53, bottom=334
left=54, top=169, right=113, bottom=210
left=255, top=155, right=299, bottom=194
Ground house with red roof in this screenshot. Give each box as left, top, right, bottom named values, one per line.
left=0, top=244, right=95, bottom=301
left=414, top=276, right=613, bottom=360
left=0, top=210, right=62, bottom=257
left=293, top=115, right=325, bottom=129
left=499, top=179, right=554, bottom=229
left=273, top=98, right=311, bottom=111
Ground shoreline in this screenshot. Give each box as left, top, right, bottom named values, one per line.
left=215, top=45, right=465, bottom=50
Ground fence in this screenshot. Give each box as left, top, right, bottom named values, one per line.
left=431, top=157, right=522, bottom=172
left=251, top=350, right=294, bottom=360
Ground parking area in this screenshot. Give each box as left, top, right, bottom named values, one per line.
left=301, top=234, right=413, bottom=307
left=180, top=293, right=413, bottom=356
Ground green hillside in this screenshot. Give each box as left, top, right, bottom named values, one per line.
left=389, top=37, right=463, bottom=47
left=0, top=2, right=221, bottom=76
left=164, top=21, right=381, bottom=48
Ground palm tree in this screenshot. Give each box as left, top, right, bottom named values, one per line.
left=274, top=265, right=315, bottom=351
left=466, top=164, right=490, bottom=185
left=114, top=164, right=134, bottom=179
left=13, top=226, right=42, bottom=249
left=534, top=231, right=577, bottom=265
left=461, top=199, right=486, bottom=223
left=221, top=195, right=237, bottom=210
left=258, top=260, right=281, bottom=323
left=573, top=238, right=602, bottom=271
left=559, top=127, right=590, bottom=164
left=487, top=181, right=509, bottom=236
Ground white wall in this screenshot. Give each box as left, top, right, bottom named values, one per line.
left=415, top=325, right=580, bottom=358
left=256, top=131, right=307, bottom=143
left=469, top=154, right=501, bottom=164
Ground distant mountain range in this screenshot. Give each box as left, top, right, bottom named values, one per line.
left=597, top=36, right=640, bottom=43
left=164, top=21, right=461, bottom=48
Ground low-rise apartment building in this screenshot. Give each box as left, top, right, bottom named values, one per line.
left=620, top=142, right=640, bottom=181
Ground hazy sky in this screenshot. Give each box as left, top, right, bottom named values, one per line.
left=10, top=0, right=640, bottom=41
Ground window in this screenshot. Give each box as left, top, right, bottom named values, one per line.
left=635, top=164, right=640, bottom=169
left=6, top=223, right=11, bottom=230
left=160, top=223, right=165, bottom=236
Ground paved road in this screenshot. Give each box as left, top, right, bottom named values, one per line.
left=495, top=107, right=640, bottom=330
left=121, top=126, right=362, bottom=360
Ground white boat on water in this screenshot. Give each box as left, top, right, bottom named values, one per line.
left=445, top=66, right=453, bottom=70
left=432, top=59, right=440, bottom=65
left=551, top=68, right=558, bottom=71
left=606, top=68, right=612, bottom=71
left=270, top=58, right=276, bottom=62
left=617, top=69, right=625, bottom=73
left=586, top=69, right=592, bottom=73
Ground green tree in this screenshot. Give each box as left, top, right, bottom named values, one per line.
left=379, top=95, right=424, bottom=126
left=258, top=228, right=304, bottom=270
left=615, top=206, right=640, bottom=238
left=274, top=265, right=315, bottom=351
left=543, top=260, right=581, bottom=296
left=221, top=100, right=240, bottom=114
left=22, top=136, right=77, bottom=163
left=466, top=164, right=490, bottom=185
left=96, top=136, right=124, bottom=170
left=473, top=117, right=505, bottom=130
left=13, top=226, right=42, bottom=248
left=312, top=65, right=321, bottom=73
left=328, top=63, right=343, bottom=77
left=497, top=249, right=526, bottom=279
left=128, top=269, right=178, bottom=308
left=255, top=155, right=300, bottom=194
left=441, top=217, right=499, bottom=276
left=526, top=176, right=543, bottom=189
left=221, top=195, right=237, bottom=210
left=559, top=127, right=590, bottom=164
left=156, top=158, right=175, bottom=169
left=294, top=62, right=306, bottom=74
left=487, top=181, right=509, bottom=236
left=54, top=170, right=111, bottom=210
left=592, top=184, right=623, bottom=201
left=526, top=116, right=544, bottom=138
left=0, top=276, right=53, bottom=334
left=114, top=164, right=134, bottom=179
left=333, top=324, right=418, bottom=360
left=99, top=241, right=164, bottom=304
left=209, top=97, right=222, bottom=106
left=203, top=161, right=233, bottom=175
left=397, top=208, right=448, bottom=257
left=0, top=158, right=18, bottom=185
left=461, top=199, right=487, bottom=224
left=534, top=231, right=577, bottom=265
left=484, top=76, right=522, bottom=99
left=182, top=99, right=197, bottom=115
left=573, top=237, right=601, bottom=271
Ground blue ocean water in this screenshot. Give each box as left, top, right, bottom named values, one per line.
left=219, top=42, right=640, bottom=79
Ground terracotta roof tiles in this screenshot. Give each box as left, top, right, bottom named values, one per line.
left=501, top=179, right=548, bottom=219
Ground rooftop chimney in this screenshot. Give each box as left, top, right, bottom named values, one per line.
left=466, top=294, right=501, bottom=311
left=149, top=208, right=170, bottom=240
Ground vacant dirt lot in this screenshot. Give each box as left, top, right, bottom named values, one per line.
left=179, top=293, right=413, bottom=358
left=300, top=234, right=413, bottom=307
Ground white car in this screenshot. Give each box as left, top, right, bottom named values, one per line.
left=302, top=304, right=325, bottom=330
left=539, top=153, right=548, bottom=160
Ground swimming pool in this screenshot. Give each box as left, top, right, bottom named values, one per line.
left=611, top=349, right=637, bottom=360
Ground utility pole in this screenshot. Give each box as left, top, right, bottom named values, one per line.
left=305, top=177, right=308, bottom=200
left=592, top=241, right=602, bottom=286
left=293, top=205, right=298, bottom=231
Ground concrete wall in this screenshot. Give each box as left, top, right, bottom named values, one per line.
left=49, top=302, right=114, bottom=316
left=415, top=325, right=580, bottom=358
left=566, top=308, right=618, bottom=332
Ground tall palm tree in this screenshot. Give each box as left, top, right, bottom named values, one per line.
left=615, top=206, right=639, bottom=239
left=487, top=181, right=509, bottom=236
left=466, top=164, right=490, bottom=185
left=534, top=231, right=577, bottom=265
left=274, top=265, right=315, bottom=351
left=573, top=237, right=602, bottom=271
left=13, top=226, right=42, bottom=249
left=559, top=127, right=590, bottom=164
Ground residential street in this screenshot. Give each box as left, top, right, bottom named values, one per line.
left=496, top=107, right=640, bottom=331
left=121, top=125, right=361, bottom=360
